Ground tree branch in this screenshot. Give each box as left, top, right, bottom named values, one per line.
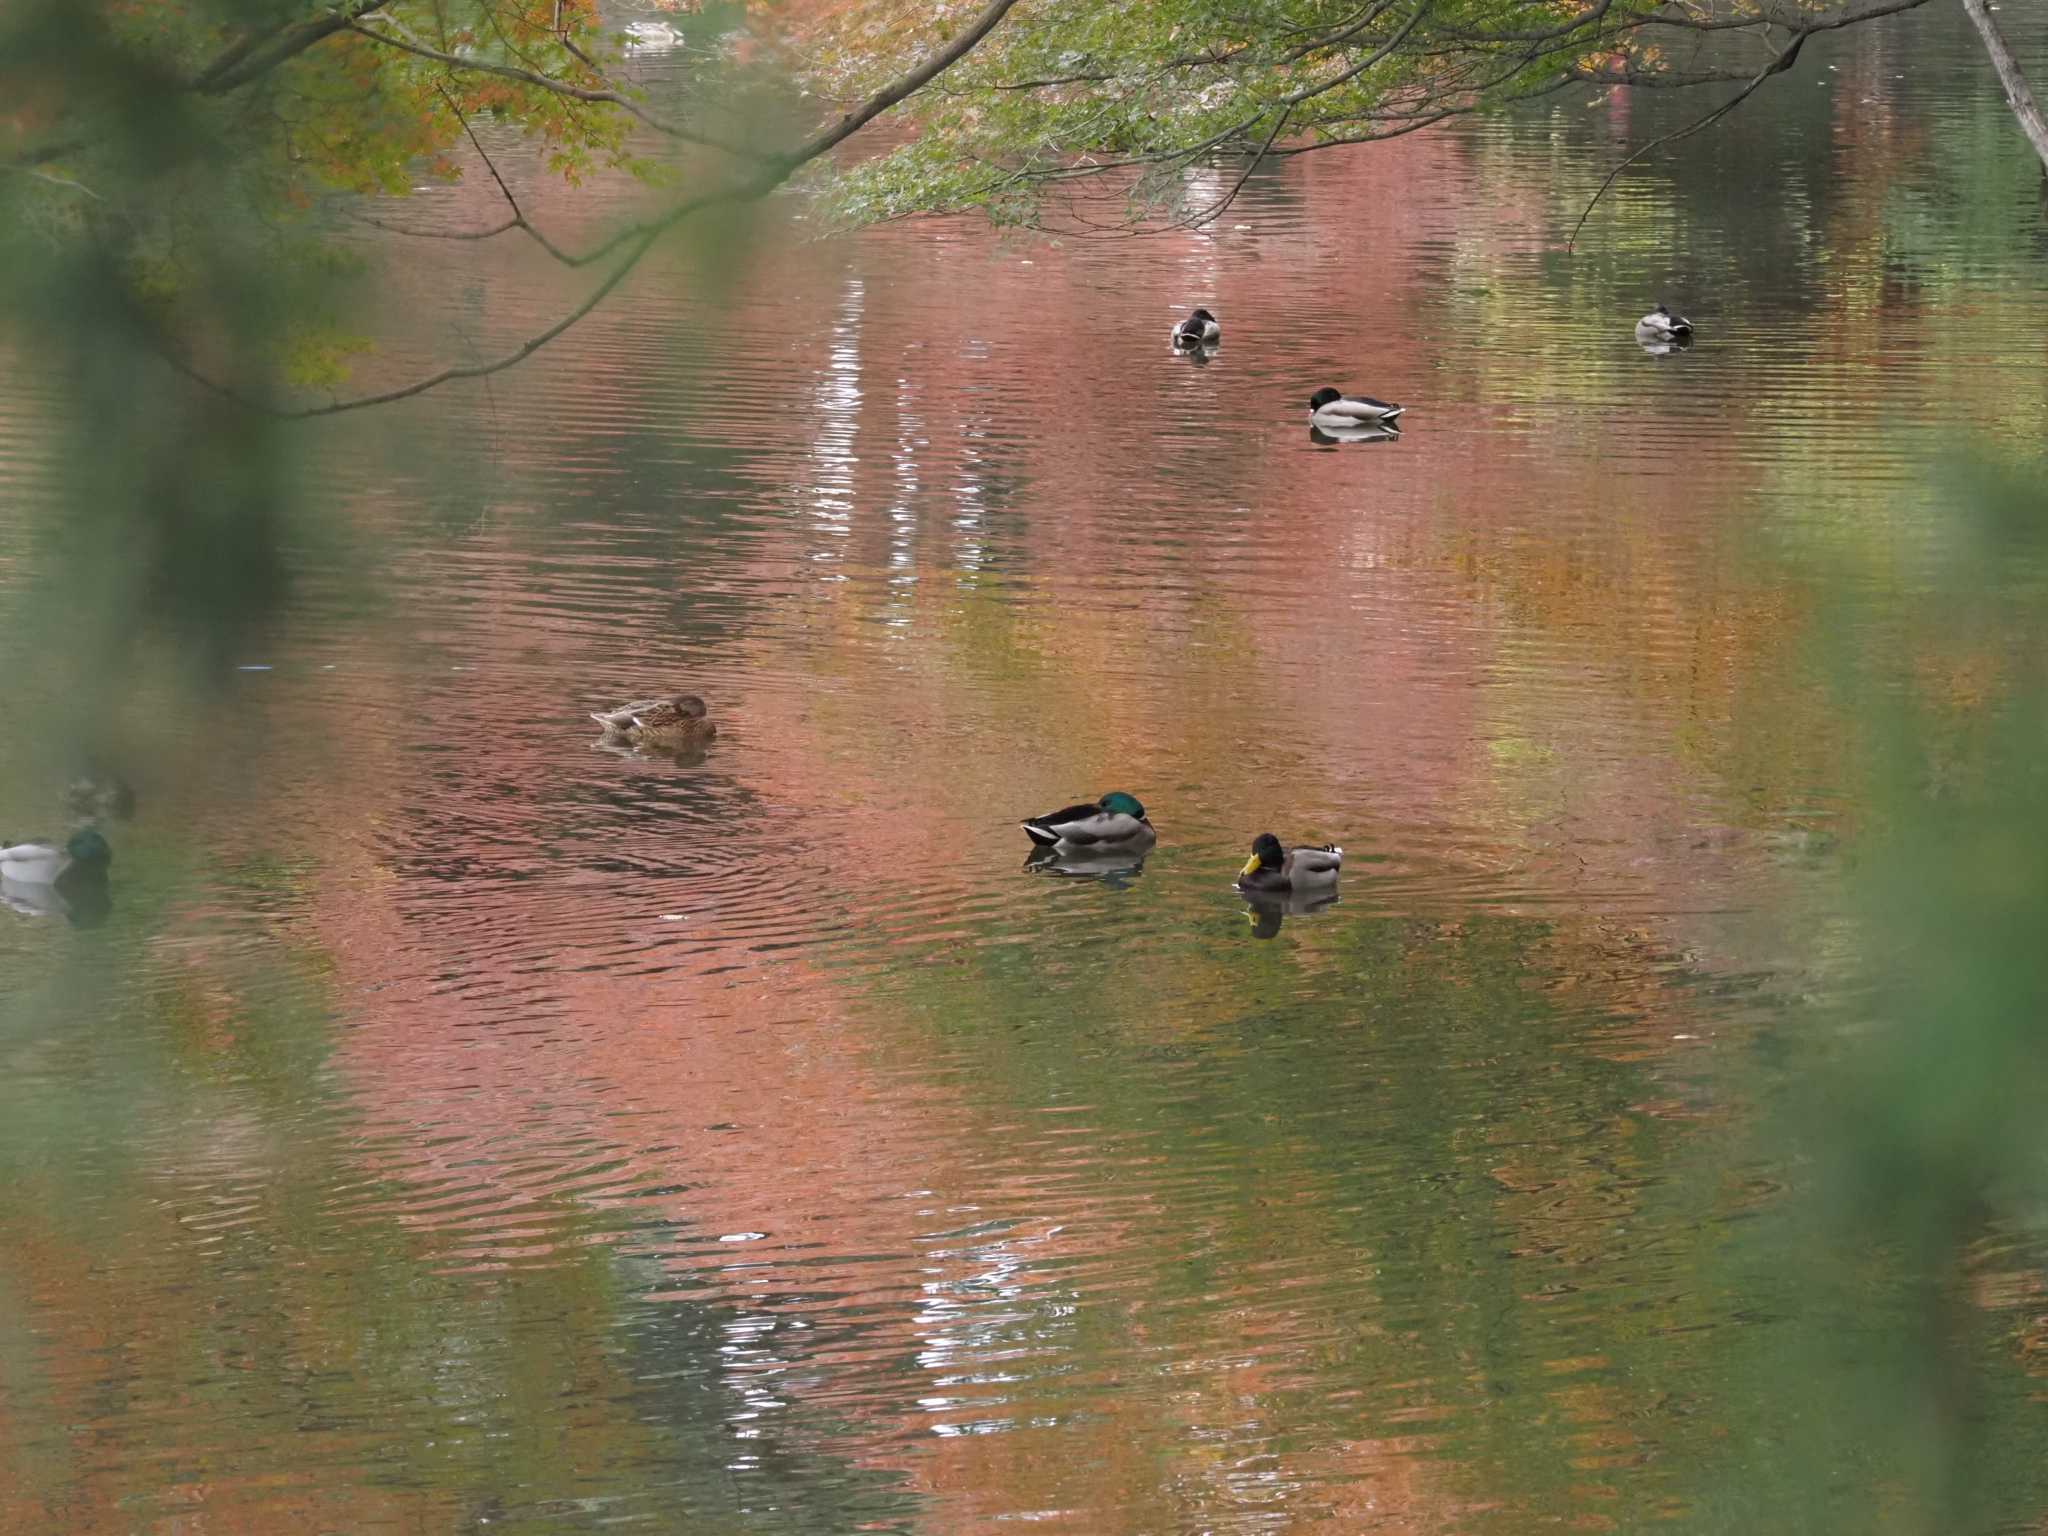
left=435, top=83, right=576, bottom=264
left=1962, top=0, right=2048, bottom=171
left=1564, top=0, right=1940, bottom=251
left=347, top=17, right=729, bottom=150
left=178, top=0, right=1023, bottom=418
left=1180, top=103, right=1292, bottom=229
left=193, top=1, right=392, bottom=94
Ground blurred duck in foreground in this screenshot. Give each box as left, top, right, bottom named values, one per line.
left=1, top=828, right=114, bottom=925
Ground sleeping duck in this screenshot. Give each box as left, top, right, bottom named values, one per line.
left=1309, top=387, right=1403, bottom=427
left=1021, top=791, right=1155, bottom=852
left=591, top=693, right=716, bottom=749
left=1171, top=308, right=1221, bottom=351
left=1236, top=832, right=1342, bottom=894
left=1635, top=302, right=1693, bottom=343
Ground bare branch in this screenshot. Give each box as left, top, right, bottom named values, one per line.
left=435, top=83, right=576, bottom=264
left=3, top=162, right=104, bottom=201
left=1180, top=103, right=1292, bottom=229
left=1565, top=0, right=1940, bottom=250
left=346, top=18, right=712, bottom=148
left=346, top=208, right=521, bottom=241
left=1962, top=0, right=2048, bottom=169
left=786, top=0, right=1025, bottom=163
left=176, top=0, right=1024, bottom=418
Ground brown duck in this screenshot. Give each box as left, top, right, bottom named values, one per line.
left=591, top=694, right=716, bottom=749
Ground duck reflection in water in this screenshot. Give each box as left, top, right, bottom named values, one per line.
left=1638, top=332, right=1693, bottom=359
left=1024, top=843, right=1149, bottom=887
left=591, top=735, right=712, bottom=768
left=1241, top=887, right=1339, bottom=939
left=1310, top=422, right=1403, bottom=447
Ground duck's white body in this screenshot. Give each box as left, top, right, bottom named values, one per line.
left=1635, top=304, right=1693, bottom=342
left=1308, top=388, right=1403, bottom=427
left=0, top=842, right=69, bottom=884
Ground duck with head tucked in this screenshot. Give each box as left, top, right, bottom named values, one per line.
left=1309, top=387, right=1403, bottom=428
left=591, top=694, right=716, bottom=750
left=1021, top=791, right=1155, bottom=853
left=1171, top=308, right=1221, bottom=351
left=1634, top=301, right=1693, bottom=343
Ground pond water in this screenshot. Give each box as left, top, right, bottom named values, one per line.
left=4, top=6, right=2048, bottom=1532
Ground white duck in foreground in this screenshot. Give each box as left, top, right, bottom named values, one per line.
left=1309, top=387, right=1404, bottom=427
left=2, top=828, right=112, bottom=886
left=1635, top=301, right=1694, bottom=343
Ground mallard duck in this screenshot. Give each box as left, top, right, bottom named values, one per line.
left=591, top=694, right=716, bottom=748
left=1635, top=301, right=1693, bottom=343
left=1021, top=791, right=1155, bottom=851
left=1309, top=387, right=1403, bottom=427
left=1237, top=832, right=1341, bottom=894
left=1171, top=308, right=1221, bottom=350
left=1, top=828, right=112, bottom=886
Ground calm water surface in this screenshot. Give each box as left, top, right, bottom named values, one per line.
left=4, top=7, right=2048, bottom=1532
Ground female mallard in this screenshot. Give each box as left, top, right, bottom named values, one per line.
left=1309, top=387, right=1403, bottom=427
left=591, top=694, right=716, bottom=749
left=1237, top=833, right=1342, bottom=894
left=1021, top=791, right=1155, bottom=851
left=1171, top=308, right=1221, bottom=351
left=1635, top=301, right=1693, bottom=343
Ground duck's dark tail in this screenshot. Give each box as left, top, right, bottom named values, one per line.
left=1021, top=819, right=1060, bottom=847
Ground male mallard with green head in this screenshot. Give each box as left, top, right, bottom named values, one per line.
left=1021, top=791, right=1156, bottom=852
left=1236, top=833, right=1342, bottom=894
